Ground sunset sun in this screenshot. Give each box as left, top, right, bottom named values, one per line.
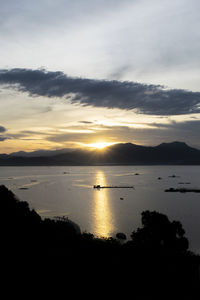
left=86, top=142, right=116, bottom=149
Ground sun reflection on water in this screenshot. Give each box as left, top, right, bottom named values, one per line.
left=93, top=171, right=114, bottom=237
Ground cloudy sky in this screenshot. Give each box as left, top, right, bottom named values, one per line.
left=0, top=0, right=200, bottom=153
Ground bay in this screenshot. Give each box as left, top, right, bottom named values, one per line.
left=0, top=165, right=200, bottom=253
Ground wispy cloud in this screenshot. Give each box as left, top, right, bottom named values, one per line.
left=0, top=68, right=200, bottom=115
left=0, top=126, right=7, bottom=141
left=0, top=136, right=9, bottom=141
left=150, top=120, right=200, bottom=131
left=79, top=121, right=94, bottom=124
left=1, top=120, right=200, bottom=149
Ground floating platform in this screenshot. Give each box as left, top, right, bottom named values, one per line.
left=93, top=185, right=134, bottom=189
left=165, top=187, right=200, bottom=193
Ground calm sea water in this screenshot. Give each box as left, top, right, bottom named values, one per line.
left=1, top=165, right=200, bottom=253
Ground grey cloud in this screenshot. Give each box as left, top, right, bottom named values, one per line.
left=0, top=131, right=45, bottom=141
left=5, top=131, right=49, bottom=141
left=0, top=136, right=9, bottom=141
left=150, top=120, right=200, bottom=131
left=0, top=0, right=124, bottom=32
left=21, top=130, right=49, bottom=135
left=79, top=121, right=94, bottom=124
left=0, top=125, right=6, bottom=132
left=0, top=68, right=200, bottom=115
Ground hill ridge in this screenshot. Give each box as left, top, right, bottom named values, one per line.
left=0, top=141, right=200, bottom=165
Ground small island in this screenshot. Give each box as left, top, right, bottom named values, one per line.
left=165, top=187, right=200, bottom=193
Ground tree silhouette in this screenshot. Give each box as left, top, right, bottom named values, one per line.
left=130, top=210, right=189, bottom=253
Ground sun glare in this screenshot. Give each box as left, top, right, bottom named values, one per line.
left=86, top=142, right=115, bottom=149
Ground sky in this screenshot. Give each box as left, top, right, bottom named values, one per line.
left=0, top=0, right=200, bottom=153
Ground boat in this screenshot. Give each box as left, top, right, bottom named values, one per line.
left=93, top=185, right=101, bottom=189
left=93, top=185, right=134, bottom=189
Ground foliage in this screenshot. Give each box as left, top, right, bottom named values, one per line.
left=130, top=210, right=189, bottom=253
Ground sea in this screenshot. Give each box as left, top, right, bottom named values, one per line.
left=1, top=165, right=200, bottom=253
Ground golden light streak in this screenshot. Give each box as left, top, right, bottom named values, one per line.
left=93, top=170, right=114, bottom=237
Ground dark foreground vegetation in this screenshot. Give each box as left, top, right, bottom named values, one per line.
left=1, top=185, right=200, bottom=298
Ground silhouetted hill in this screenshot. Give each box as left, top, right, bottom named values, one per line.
left=0, top=141, right=200, bottom=165
left=9, top=148, right=73, bottom=157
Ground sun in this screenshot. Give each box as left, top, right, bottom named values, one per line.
left=86, top=142, right=115, bottom=149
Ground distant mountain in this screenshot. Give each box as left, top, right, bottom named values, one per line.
left=9, top=148, right=74, bottom=157
left=0, top=142, right=200, bottom=165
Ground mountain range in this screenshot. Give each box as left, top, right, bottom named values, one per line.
left=0, top=141, right=200, bottom=165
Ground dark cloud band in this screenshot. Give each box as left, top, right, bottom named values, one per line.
left=0, top=68, right=200, bottom=115
left=0, top=136, right=9, bottom=141
left=0, top=126, right=6, bottom=133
